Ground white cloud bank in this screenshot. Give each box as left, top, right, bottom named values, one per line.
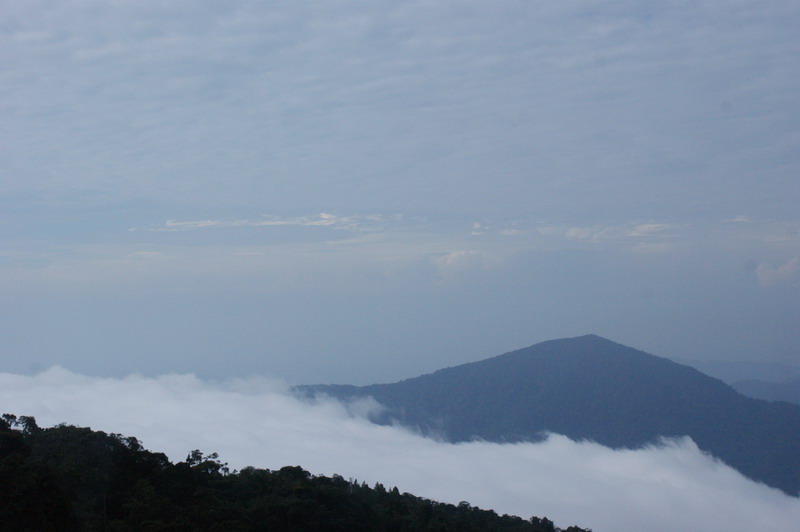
left=1, top=368, right=799, bottom=532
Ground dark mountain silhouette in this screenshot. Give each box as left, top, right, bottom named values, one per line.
left=732, top=378, right=800, bottom=406
left=298, top=335, right=800, bottom=496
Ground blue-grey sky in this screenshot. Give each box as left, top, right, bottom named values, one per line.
left=2, top=0, right=799, bottom=384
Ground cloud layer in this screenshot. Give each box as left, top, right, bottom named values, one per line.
left=1, top=1, right=799, bottom=448
left=3, top=1, right=799, bottom=221
left=1, top=367, right=798, bottom=532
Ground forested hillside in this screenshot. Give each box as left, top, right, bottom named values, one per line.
left=0, top=414, right=589, bottom=532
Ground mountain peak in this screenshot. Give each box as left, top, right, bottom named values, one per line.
left=300, top=336, right=800, bottom=496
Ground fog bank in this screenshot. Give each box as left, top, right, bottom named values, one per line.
left=1, top=367, right=798, bottom=532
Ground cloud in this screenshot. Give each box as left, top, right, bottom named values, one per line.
left=756, top=257, right=800, bottom=287
left=565, top=226, right=614, bottom=242
left=626, top=223, right=679, bottom=238
left=725, top=215, right=752, bottom=223
left=431, top=250, right=497, bottom=278
left=145, top=213, right=385, bottom=232
left=563, top=222, right=679, bottom=243
left=1, top=368, right=799, bottom=532
left=433, top=250, right=483, bottom=267
left=4, top=0, right=798, bottom=224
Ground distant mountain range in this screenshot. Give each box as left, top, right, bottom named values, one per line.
left=673, top=357, right=800, bottom=385
left=674, top=358, right=800, bottom=406
left=297, top=335, right=800, bottom=496
left=731, top=378, right=800, bottom=406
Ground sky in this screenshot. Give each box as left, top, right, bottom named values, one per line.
left=2, top=4, right=800, bottom=528
left=2, top=0, right=799, bottom=385
left=2, top=368, right=800, bottom=532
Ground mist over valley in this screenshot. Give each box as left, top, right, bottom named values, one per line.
left=4, top=336, right=800, bottom=531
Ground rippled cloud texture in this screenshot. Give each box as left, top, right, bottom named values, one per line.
left=1, top=368, right=798, bottom=532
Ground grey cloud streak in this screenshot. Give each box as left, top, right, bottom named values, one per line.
left=1, top=367, right=799, bottom=532
left=141, top=213, right=387, bottom=232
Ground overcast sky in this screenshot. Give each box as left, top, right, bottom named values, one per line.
left=1, top=0, right=799, bottom=384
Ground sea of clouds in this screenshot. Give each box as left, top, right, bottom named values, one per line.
left=2, top=367, right=798, bottom=532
